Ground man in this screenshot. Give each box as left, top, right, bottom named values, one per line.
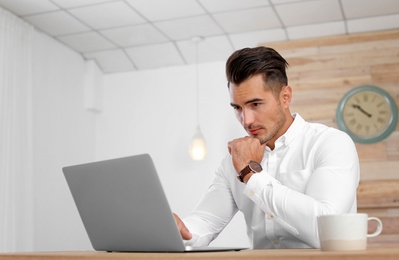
left=174, top=47, right=359, bottom=249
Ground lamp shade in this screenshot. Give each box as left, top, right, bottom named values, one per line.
left=189, top=126, right=207, bottom=160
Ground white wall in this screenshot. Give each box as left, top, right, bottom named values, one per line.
left=30, top=31, right=95, bottom=251
left=97, top=63, right=250, bottom=247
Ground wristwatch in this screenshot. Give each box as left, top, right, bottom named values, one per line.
left=237, top=161, right=262, bottom=183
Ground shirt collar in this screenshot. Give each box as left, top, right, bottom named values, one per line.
left=274, top=113, right=305, bottom=149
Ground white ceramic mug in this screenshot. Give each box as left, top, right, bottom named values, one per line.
left=317, top=213, right=383, bottom=251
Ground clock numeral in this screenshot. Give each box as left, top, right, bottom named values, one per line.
left=365, top=126, right=370, bottom=134
left=349, top=119, right=357, bottom=125
left=363, top=94, right=368, bottom=102
left=377, top=102, right=384, bottom=108
left=355, top=97, right=361, bottom=104
left=377, top=117, right=386, bottom=124
left=356, top=124, right=363, bottom=131
left=379, top=110, right=387, bottom=115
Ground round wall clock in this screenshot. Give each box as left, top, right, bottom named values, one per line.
left=336, top=85, right=398, bottom=144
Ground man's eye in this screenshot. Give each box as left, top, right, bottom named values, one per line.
left=252, top=103, right=260, bottom=107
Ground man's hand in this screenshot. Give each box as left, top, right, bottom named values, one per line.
left=228, top=136, right=266, bottom=174
left=173, top=213, right=192, bottom=240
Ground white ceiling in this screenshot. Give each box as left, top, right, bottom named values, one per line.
left=1, top=0, right=399, bottom=74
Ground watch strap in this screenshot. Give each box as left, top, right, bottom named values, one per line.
left=237, top=161, right=262, bottom=183
left=237, top=165, right=252, bottom=182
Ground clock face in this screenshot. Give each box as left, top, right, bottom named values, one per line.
left=337, top=85, right=398, bottom=143
left=342, top=90, right=392, bottom=137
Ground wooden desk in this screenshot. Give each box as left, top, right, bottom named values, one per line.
left=1, top=246, right=399, bottom=260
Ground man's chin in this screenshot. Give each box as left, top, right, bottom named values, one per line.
left=253, top=135, right=269, bottom=145
left=245, top=131, right=269, bottom=144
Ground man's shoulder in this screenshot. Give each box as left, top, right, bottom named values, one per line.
left=289, top=114, right=348, bottom=144
left=305, top=121, right=346, bottom=135
left=304, top=121, right=354, bottom=147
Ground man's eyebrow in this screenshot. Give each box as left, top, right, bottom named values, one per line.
left=230, top=98, right=264, bottom=108
left=245, top=98, right=264, bottom=105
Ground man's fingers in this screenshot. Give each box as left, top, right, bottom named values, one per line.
left=180, top=225, right=193, bottom=240
left=173, top=213, right=192, bottom=240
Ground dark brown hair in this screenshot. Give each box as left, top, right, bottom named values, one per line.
left=226, top=47, right=289, bottom=96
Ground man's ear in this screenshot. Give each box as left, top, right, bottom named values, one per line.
left=280, top=86, right=292, bottom=107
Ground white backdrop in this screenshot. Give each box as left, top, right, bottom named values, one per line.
left=1, top=7, right=97, bottom=252
left=0, top=7, right=34, bottom=252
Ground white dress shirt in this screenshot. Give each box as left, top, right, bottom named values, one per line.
left=183, top=113, right=360, bottom=249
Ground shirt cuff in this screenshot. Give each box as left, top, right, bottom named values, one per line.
left=243, top=172, right=273, bottom=204
left=182, top=218, right=215, bottom=247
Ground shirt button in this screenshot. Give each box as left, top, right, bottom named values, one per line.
left=248, top=191, right=255, bottom=198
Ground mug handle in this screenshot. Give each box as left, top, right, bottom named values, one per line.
left=367, top=217, right=383, bottom=238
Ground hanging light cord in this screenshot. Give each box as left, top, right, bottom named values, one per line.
left=195, top=39, right=200, bottom=126
left=189, top=36, right=207, bottom=161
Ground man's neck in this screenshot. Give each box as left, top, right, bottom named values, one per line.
left=267, top=114, right=295, bottom=151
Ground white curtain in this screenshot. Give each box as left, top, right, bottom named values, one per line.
left=0, top=7, right=34, bottom=252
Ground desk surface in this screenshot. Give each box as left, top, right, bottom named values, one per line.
left=1, top=246, right=399, bottom=260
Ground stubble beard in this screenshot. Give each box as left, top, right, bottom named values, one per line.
left=251, top=105, right=287, bottom=145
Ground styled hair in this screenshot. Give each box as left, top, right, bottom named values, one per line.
left=226, top=47, right=289, bottom=96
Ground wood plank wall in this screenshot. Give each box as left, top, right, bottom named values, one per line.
left=261, top=29, right=399, bottom=245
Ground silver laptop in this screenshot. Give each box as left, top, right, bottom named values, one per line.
left=63, top=154, right=246, bottom=252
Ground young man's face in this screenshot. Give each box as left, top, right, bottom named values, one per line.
left=229, top=74, right=292, bottom=148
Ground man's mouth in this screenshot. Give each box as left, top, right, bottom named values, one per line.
left=248, top=128, right=261, bottom=135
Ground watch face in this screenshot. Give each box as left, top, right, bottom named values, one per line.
left=337, top=85, right=398, bottom=143
left=249, top=161, right=262, bottom=172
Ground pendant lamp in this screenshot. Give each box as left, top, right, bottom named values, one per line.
left=189, top=37, right=207, bottom=161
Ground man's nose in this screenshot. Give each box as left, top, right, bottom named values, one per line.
left=241, top=109, right=254, bottom=127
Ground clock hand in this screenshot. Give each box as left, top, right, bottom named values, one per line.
left=351, top=104, right=372, bottom=118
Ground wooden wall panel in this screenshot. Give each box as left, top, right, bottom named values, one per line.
left=262, top=29, right=399, bottom=178
left=261, top=29, right=399, bottom=245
